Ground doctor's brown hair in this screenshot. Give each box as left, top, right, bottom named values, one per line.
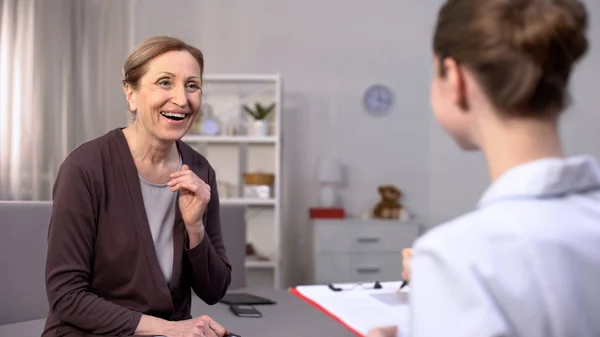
left=433, top=0, right=588, bottom=118
left=122, top=36, right=204, bottom=89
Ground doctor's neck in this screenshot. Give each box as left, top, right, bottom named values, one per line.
left=477, top=113, right=564, bottom=182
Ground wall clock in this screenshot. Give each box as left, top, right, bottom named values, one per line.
left=363, top=84, right=393, bottom=116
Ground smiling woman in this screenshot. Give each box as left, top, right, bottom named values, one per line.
left=42, top=36, right=233, bottom=337
left=122, top=37, right=204, bottom=143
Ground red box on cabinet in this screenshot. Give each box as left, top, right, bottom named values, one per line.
left=309, top=208, right=345, bottom=219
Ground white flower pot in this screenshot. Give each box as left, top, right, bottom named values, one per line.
left=252, top=120, right=269, bottom=136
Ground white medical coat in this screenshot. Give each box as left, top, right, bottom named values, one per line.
left=407, top=155, right=600, bottom=337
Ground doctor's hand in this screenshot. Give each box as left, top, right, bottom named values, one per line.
left=401, top=248, right=413, bottom=281
left=168, top=164, right=211, bottom=245
left=367, top=325, right=398, bottom=337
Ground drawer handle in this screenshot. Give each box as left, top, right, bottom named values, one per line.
left=356, top=237, right=380, bottom=244
left=356, top=267, right=381, bottom=274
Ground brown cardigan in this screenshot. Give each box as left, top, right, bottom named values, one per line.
left=42, top=128, right=231, bottom=337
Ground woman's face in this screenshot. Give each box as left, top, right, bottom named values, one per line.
left=125, top=50, right=202, bottom=142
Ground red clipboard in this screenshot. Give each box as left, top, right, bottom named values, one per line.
left=288, top=287, right=364, bottom=337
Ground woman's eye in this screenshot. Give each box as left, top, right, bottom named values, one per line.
left=186, top=83, right=200, bottom=91
left=158, top=79, right=171, bottom=86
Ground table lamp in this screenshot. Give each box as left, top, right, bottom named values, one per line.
left=317, top=158, right=343, bottom=208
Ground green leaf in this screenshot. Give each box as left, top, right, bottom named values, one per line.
left=244, top=102, right=276, bottom=120
left=243, top=105, right=258, bottom=119
left=264, top=103, right=275, bottom=113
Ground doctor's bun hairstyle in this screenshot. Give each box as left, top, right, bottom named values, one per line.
left=433, top=0, right=588, bottom=118
left=122, top=36, right=204, bottom=89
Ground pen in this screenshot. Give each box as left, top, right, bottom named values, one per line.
left=395, top=280, right=409, bottom=294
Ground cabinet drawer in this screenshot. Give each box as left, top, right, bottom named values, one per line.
left=314, top=221, right=419, bottom=253
left=314, top=252, right=403, bottom=284
left=348, top=253, right=402, bottom=281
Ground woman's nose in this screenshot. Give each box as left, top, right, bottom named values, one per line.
left=171, top=86, right=188, bottom=107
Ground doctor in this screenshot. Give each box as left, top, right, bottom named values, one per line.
left=368, top=0, right=600, bottom=336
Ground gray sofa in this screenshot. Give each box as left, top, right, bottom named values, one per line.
left=0, top=201, right=246, bottom=330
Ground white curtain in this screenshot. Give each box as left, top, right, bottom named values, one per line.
left=0, top=0, right=133, bottom=200
left=0, top=0, right=36, bottom=200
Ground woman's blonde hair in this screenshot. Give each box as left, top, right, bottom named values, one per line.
left=122, top=36, right=204, bottom=89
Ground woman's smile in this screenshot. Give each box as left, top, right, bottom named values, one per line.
left=160, top=109, right=192, bottom=125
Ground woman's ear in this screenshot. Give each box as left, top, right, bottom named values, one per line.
left=443, top=58, right=469, bottom=112
left=123, top=84, right=137, bottom=112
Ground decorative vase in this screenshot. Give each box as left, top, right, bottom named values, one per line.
left=252, top=120, right=269, bottom=137
left=319, top=184, right=338, bottom=208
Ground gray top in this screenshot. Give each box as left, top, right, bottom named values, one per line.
left=138, top=158, right=182, bottom=285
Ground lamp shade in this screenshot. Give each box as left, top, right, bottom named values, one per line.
left=318, top=158, right=343, bottom=184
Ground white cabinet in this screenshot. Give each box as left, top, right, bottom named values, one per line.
left=312, top=219, right=421, bottom=284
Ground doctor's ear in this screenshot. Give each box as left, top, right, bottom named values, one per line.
left=123, top=83, right=137, bottom=112
left=441, top=57, right=469, bottom=112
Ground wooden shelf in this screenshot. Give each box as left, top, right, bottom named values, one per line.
left=245, top=258, right=277, bottom=269
left=182, top=135, right=277, bottom=144
left=220, top=198, right=276, bottom=206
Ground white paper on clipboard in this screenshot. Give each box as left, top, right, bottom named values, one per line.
left=294, top=281, right=411, bottom=337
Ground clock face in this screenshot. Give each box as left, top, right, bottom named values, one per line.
left=363, top=84, right=393, bottom=116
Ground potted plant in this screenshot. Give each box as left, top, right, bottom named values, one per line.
left=243, top=102, right=275, bottom=136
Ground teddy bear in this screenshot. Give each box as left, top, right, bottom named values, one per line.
left=372, top=185, right=404, bottom=219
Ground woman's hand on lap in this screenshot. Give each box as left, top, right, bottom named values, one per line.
left=165, top=315, right=229, bottom=337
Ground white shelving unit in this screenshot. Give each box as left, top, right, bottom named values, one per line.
left=183, top=73, right=283, bottom=289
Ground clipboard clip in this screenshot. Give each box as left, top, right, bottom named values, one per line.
left=328, top=280, right=382, bottom=292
